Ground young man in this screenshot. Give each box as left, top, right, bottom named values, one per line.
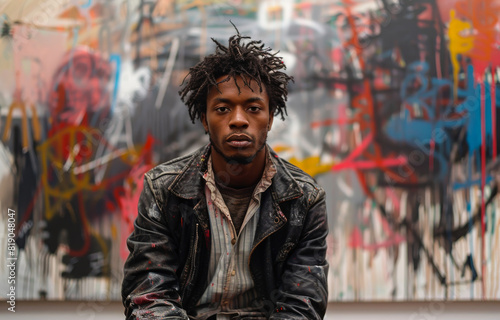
left=122, top=28, right=329, bottom=319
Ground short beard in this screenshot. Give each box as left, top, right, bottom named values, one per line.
left=209, top=137, right=266, bottom=165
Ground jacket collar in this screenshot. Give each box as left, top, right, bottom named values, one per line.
left=267, top=148, right=303, bottom=202
left=168, top=144, right=210, bottom=200
left=168, top=144, right=303, bottom=202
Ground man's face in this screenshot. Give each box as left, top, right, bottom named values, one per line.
left=202, top=75, right=273, bottom=165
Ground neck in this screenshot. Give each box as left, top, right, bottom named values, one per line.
left=210, top=147, right=267, bottom=189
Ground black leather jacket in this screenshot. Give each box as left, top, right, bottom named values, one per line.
left=122, top=145, right=329, bottom=319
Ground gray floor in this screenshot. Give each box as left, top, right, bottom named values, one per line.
left=1, top=301, right=499, bottom=319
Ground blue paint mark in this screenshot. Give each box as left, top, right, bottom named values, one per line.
left=452, top=176, right=494, bottom=190
left=485, top=85, right=492, bottom=140
left=455, top=65, right=494, bottom=156
left=384, top=109, right=465, bottom=154
left=378, top=49, right=393, bottom=60
left=109, top=54, right=121, bottom=116
left=401, top=62, right=430, bottom=115
left=81, top=0, right=92, bottom=9
left=400, top=61, right=454, bottom=119
left=462, top=255, right=478, bottom=281
left=383, top=108, right=461, bottom=181
left=492, top=208, right=496, bottom=235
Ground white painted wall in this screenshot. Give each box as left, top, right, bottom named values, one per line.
left=0, top=301, right=498, bottom=319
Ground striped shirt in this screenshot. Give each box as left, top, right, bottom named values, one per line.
left=191, top=148, right=277, bottom=320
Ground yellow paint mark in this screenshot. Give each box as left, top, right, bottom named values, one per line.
left=37, top=125, right=139, bottom=220
left=448, top=9, right=474, bottom=101
left=289, top=156, right=333, bottom=178
left=111, top=224, right=117, bottom=240
left=272, top=144, right=293, bottom=153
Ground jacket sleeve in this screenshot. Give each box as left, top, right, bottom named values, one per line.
left=269, top=187, right=329, bottom=319
left=121, top=175, right=189, bottom=320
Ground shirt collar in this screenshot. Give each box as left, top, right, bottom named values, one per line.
left=203, top=146, right=277, bottom=197
left=167, top=144, right=303, bottom=203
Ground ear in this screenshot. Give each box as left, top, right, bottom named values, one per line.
left=267, top=112, right=274, bottom=131
left=201, top=113, right=209, bottom=133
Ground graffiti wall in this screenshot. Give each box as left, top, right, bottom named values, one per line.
left=0, top=0, right=499, bottom=301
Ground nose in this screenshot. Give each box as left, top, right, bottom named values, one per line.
left=229, top=106, right=249, bottom=129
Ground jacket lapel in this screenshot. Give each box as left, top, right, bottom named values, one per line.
left=168, top=145, right=210, bottom=200
left=168, top=145, right=211, bottom=230
left=252, top=149, right=303, bottom=249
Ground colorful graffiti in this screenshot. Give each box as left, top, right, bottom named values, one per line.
left=0, top=0, right=499, bottom=301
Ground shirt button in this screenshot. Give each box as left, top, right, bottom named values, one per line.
left=231, top=238, right=236, bottom=245
left=231, top=270, right=236, bottom=276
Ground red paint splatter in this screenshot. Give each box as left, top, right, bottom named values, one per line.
left=205, top=230, right=210, bottom=249
left=132, top=293, right=160, bottom=305
left=348, top=227, right=363, bottom=248
left=332, top=156, right=407, bottom=171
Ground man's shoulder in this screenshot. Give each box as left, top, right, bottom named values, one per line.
left=146, top=153, right=193, bottom=180
left=280, top=158, right=317, bottom=184
left=272, top=153, right=324, bottom=197
left=144, top=146, right=206, bottom=182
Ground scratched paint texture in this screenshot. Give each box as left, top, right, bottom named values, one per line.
left=0, top=0, right=499, bottom=301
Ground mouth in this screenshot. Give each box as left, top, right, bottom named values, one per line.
left=226, top=134, right=252, bottom=148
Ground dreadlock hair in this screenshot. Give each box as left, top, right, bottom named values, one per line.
left=179, top=24, right=293, bottom=123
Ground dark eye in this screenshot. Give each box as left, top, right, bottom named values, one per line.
left=216, top=106, right=229, bottom=113
left=248, top=106, right=261, bottom=112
